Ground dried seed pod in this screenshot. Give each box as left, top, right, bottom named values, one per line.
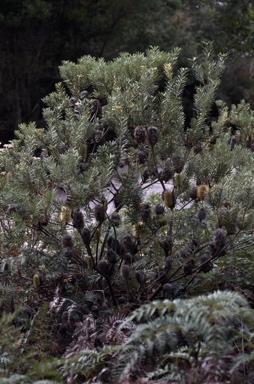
left=140, top=203, right=151, bottom=221
left=121, top=265, right=130, bottom=280
left=142, top=167, right=150, bottom=183
left=135, top=270, right=145, bottom=285
left=122, top=234, right=135, bottom=251
left=107, top=249, right=118, bottom=264
left=98, top=260, right=111, bottom=277
left=200, top=255, right=213, bottom=273
left=158, top=168, right=173, bottom=182
left=107, top=236, right=125, bottom=256
left=60, top=206, right=72, bottom=222
left=79, top=160, right=88, bottom=173
left=213, top=228, right=227, bottom=249
left=164, top=256, right=173, bottom=271
left=72, top=208, right=84, bottom=231
left=110, top=211, right=121, bottom=226
left=123, top=252, right=134, bottom=264
left=81, top=227, right=91, bottom=245
left=61, top=234, right=74, bottom=248
left=94, top=203, right=105, bottom=222
left=162, top=189, right=175, bottom=209
left=189, top=186, right=198, bottom=200
left=137, top=150, right=147, bottom=164
left=197, top=185, right=209, bottom=200
left=147, top=126, right=159, bottom=146
left=33, top=273, right=41, bottom=288
left=193, top=142, right=202, bottom=154
left=197, top=207, right=207, bottom=222
left=134, top=126, right=146, bottom=144
left=154, top=203, right=165, bottom=215
left=183, top=259, right=195, bottom=275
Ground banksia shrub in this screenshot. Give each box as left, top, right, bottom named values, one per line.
left=2, top=46, right=254, bottom=382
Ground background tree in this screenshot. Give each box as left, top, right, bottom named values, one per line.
left=2, top=0, right=254, bottom=141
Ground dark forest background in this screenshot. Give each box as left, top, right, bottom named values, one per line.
left=1, top=0, right=254, bottom=143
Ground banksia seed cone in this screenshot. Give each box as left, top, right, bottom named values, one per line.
left=213, top=228, right=227, bottom=249
left=200, top=255, right=213, bottom=273
left=163, top=189, right=175, bottom=209
left=134, top=126, right=146, bottom=144
left=174, top=173, right=182, bottom=188
left=81, top=227, right=91, bottom=245
left=107, top=236, right=124, bottom=256
left=147, top=126, right=159, bottom=146
left=183, top=259, right=195, bottom=275
left=165, top=256, right=173, bottom=271
left=154, top=203, right=165, bottom=215
left=111, top=211, right=121, bottom=226
left=189, top=186, right=198, bottom=200
left=107, top=249, right=118, bottom=264
left=197, top=207, right=207, bottom=222
left=61, top=234, right=74, bottom=248
left=197, top=185, right=209, bottom=200
left=142, top=168, right=150, bottom=183
left=60, top=206, right=72, bottom=222
left=135, top=270, right=145, bottom=284
left=140, top=203, right=151, bottom=221
left=193, top=142, right=202, bottom=154
left=33, top=274, right=41, bottom=288
left=122, top=234, right=135, bottom=250
left=123, top=252, right=134, bottom=264
left=98, top=260, right=111, bottom=277
left=137, top=150, right=147, bottom=164
left=72, top=208, right=84, bottom=231
left=94, top=203, right=105, bottom=222
left=158, top=168, right=173, bottom=182
left=121, top=265, right=130, bottom=280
